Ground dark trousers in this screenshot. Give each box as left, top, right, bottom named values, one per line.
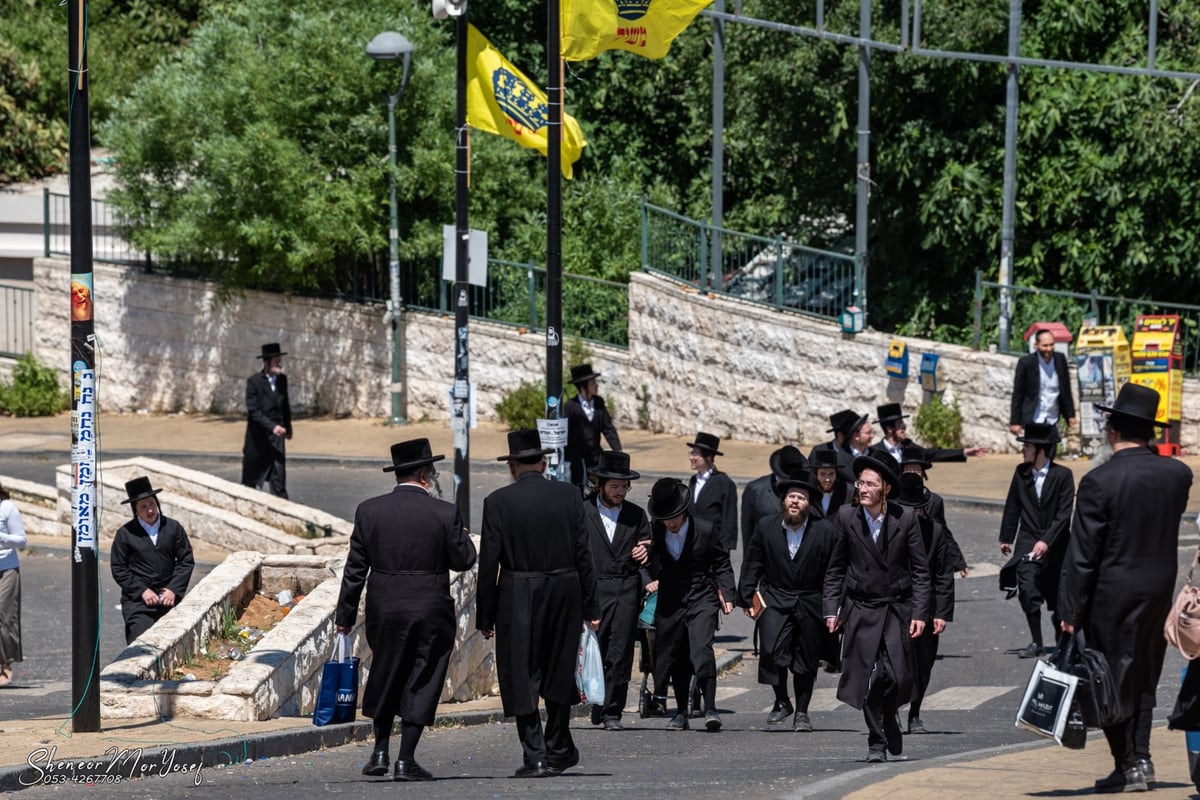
left=515, top=700, right=575, bottom=767
left=909, top=630, right=940, bottom=719
left=863, top=644, right=903, bottom=755
left=121, top=599, right=169, bottom=644
left=596, top=578, right=640, bottom=721
left=1103, top=696, right=1155, bottom=769
left=242, top=446, right=288, bottom=499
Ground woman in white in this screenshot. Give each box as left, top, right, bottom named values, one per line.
left=0, top=482, right=26, bottom=687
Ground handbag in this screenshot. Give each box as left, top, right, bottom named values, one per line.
left=1166, top=547, right=1200, bottom=659
left=312, top=633, right=360, bottom=727
left=576, top=627, right=605, bottom=705
left=1015, top=654, right=1080, bottom=746
left=1063, top=630, right=1122, bottom=729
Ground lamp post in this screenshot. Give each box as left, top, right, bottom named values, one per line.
left=366, top=31, right=414, bottom=425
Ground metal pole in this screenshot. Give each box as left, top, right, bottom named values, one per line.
left=68, top=0, right=100, bottom=733
left=998, top=0, right=1020, bottom=353
left=711, top=0, right=725, bottom=289
left=853, top=0, right=871, bottom=324
left=386, top=92, right=407, bottom=424
left=452, top=14, right=470, bottom=525
left=546, top=0, right=564, bottom=479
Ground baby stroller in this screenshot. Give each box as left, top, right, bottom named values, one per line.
left=636, top=591, right=669, bottom=718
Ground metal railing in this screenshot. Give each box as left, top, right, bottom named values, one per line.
left=973, top=271, right=1200, bottom=374
left=0, top=284, right=34, bottom=358
left=44, top=188, right=148, bottom=266
left=641, top=200, right=856, bottom=320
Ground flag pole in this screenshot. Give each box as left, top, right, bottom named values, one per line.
left=453, top=13, right=472, bottom=525
left=546, top=0, right=565, bottom=480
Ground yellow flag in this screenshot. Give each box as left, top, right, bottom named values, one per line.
left=561, top=0, right=713, bottom=61
left=466, top=24, right=586, bottom=179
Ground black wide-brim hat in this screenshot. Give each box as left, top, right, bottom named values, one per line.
left=687, top=431, right=724, bottom=457
left=826, top=409, right=854, bottom=434
left=259, top=342, right=287, bottom=359
left=647, top=477, right=691, bottom=520
left=809, top=449, right=840, bottom=470
left=899, top=445, right=932, bottom=470
left=383, top=438, right=445, bottom=473
left=768, top=445, right=806, bottom=480
left=775, top=468, right=821, bottom=500
left=895, top=472, right=931, bottom=508
left=569, top=363, right=600, bottom=386
left=1017, top=422, right=1061, bottom=446
left=1095, top=382, right=1169, bottom=427
left=121, top=476, right=163, bottom=505
left=853, top=454, right=900, bottom=492
left=496, top=429, right=554, bottom=461
left=590, top=450, right=640, bottom=481
left=876, top=402, right=908, bottom=424
left=839, top=412, right=870, bottom=439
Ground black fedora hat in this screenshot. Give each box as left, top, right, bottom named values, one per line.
left=853, top=454, right=900, bottom=491
left=496, top=429, right=553, bottom=461
left=899, top=444, right=933, bottom=471
left=121, top=476, right=163, bottom=505
left=647, top=477, right=691, bottom=520
left=810, top=449, right=840, bottom=471
left=839, top=412, right=870, bottom=439
left=259, top=342, right=287, bottom=359
left=569, top=364, right=600, bottom=386
left=895, top=472, right=931, bottom=508
left=775, top=468, right=821, bottom=500
left=1095, top=383, right=1169, bottom=427
left=826, top=409, right=855, bottom=434
left=1017, top=422, right=1061, bottom=446
left=382, top=438, right=445, bottom=473
left=768, top=445, right=806, bottom=480
left=876, top=403, right=908, bottom=425
left=591, top=450, right=640, bottom=481
left=687, top=432, right=724, bottom=457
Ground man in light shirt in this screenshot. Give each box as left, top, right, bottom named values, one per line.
left=1009, top=329, right=1077, bottom=436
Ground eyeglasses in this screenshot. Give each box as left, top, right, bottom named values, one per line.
left=854, top=480, right=882, bottom=490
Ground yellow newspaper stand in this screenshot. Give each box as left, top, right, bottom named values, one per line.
left=1075, top=326, right=1130, bottom=440
left=1130, top=314, right=1185, bottom=454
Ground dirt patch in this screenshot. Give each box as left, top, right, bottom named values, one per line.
left=171, top=593, right=302, bottom=682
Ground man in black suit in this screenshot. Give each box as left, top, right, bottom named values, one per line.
left=810, top=449, right=852, bottom=519
left=738, top=468, right=837, bottom=732
left=646, top=477, right=736, bottom=732
left=110, top=477, right=195, bottom=644
left=241, top=342, right=293, bottom=498
left=998, top=423, right=1075, bottom=659
left=740, top=445, right=806, bottom=551
left=477, top=430, right=600, bottom=779
left=822, top=455, right=930, bottom=762
left=583, top=451, right=652, bottom=731
left=1009, top=329, right=1077, bottom=435
left=1059, top=384, right=1192, bottom=793
left=564, top=364, right=622, bottom=492
left=335, top=439, right=477, bottom=782
left=687, top=432, right=739, bottom=551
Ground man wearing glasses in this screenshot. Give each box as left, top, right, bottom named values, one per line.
left=823, top=454, right=930, bottom=763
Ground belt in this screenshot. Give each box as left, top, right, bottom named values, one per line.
left=503, top=567, right=578, bottom=579
left=848, top=590, right=911, bottom=609
left=372, top=569, right=441, bottom=576
left=597, top=573, right=639, bottom=581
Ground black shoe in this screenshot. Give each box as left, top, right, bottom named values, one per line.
left=792, top=712, right=813, bottom=732
left=704, top=711, right=722, bottom=731
left=767, top=699, right=794, bottom=725
left=546, top=748, right=579, bottom=775
left=361, top=749, right=390, bottom=777
left=1094, top=766, right=1147, bottom=793
left=666, top=713, right=689, bottom=731
left=884, top=712, right=904, bottom=756
left=907, top=717, right=926, bottom=734
left=603, top=718, right=625, bottom=731
left=590, top=705, right=604, bottom=726
left=865, top=750, right=887, bottom=763
left=1017, top=642, right=1044, bottom=659
left=393, top=760, right=433, bottom=782
left=513, top=761, right=553, bottom=779
left=1135, top=758, right=1155, bottom=785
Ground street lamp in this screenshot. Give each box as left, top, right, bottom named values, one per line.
left=366, top=31, right=415, bottom=425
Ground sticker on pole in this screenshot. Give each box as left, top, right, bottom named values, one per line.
left=536, top=418, right=568, bottom=448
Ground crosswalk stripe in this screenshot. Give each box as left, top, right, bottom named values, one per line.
left=809, top=688, right=844, bottom=712
left=920, top=685, right=1014, bottom=710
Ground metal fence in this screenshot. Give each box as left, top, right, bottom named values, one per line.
left=973, top=272, right=1200, bottom=373
left=641, top=201, right=856, bottom=320
left=0, top=284, right=34, bottom=358
left=44, top=189, right=148, bottom=266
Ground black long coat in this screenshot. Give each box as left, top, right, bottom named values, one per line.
left=564, top=395, right=621, bottom=482
left=740, top=474, right=778, bottom=552
left=649, top=516, right=737, bottom=683
left=822, top=503, right=930, bottom=710
left=689, top=470, right=739, bottom=551
left=477, top=472, right=599, bottom=716
left=813, top=481, right=852, bottom=520
left=110, top=516, right=195, bottom=642
left=1059, top=446, right=1192, bottom=719
left=584, top=496, right=652, bottom=717
left=335, top=485, right=478, bottom=725
left=242, top=372, right=292, bottom=472
left=737, top=512, right=838, bottom=682
left=1010, top=350, right=1076, bottom=426
left=998, top=462, right=1075, bottom=612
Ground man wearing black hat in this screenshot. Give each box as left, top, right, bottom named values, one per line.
left=687, top=432, right=739, bottom=552
left=872, top=403, right=988, bottom=464
left=898, top=446, right=968, bottom=577
left=741, top=445, right=806, bottom=551
left=1010, top=328, right=1077, bottom=436
left=110, top=477, right=195, bottom=644
left=564, top=364, right=622, bottom=492
left=997, top=422, right=1075, bottom=660
left=807, top=410, right=857, bottom=486
left=335, top=439, right=477, bottom=782
left=811, top=449, right=852, bottom=519
left=477, top=430, right=600, bottom=778
left=241, top=342, right=293, bottom=498
left=646, top=477, right=736, bottom=732
left=583, top=451, right=652, bottom=731
left=822, top=455, right=930, bottom=762
left=1059, top=384, right=1192, bottom=793
left=894, top=472, right=958, bottom=735
left=738, top=468, right=837, bottom=732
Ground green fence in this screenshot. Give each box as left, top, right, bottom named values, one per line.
left=641, top=201, right=856, bottom=320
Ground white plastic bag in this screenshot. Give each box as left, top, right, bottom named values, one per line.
left=576, top=627, right=605, bottom=705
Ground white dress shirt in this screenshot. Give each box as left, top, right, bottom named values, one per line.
left=597, top=498, right=620, bottom=543
left=666, top=518, right=690, bottom=561
left=783, top=519, right=807, bottom=559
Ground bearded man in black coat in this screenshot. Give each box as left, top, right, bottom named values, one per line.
left=335, top=439, right=477, bottom=782
left=477, top=430, right=600, bottom=779
left=1059, top=384, right=1192, bottom=793
left=740, top=446, right=806, bottom=551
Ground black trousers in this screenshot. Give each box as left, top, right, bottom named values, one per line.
left=595, top=577, right=640, bottom=721
left=863, top=643, right=903, bottom=755
left=1103, top=696, right=1155, bottom=770
left=242, top=445, right=288, bottom=499
left=909, top=630, right=940, bottom=718
left=515, top=700, right=575, bottom=767
left=121, top=599, right=170, bottom=644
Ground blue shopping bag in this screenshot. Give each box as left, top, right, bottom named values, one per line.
left=313, top=633, right=360, bottom=726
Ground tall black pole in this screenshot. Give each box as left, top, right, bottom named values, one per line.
left=452, top=14, right=471, bottom=525
left=68, top=0, right=101, bottom=732
left=546, top=0, right=564, bottom=478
